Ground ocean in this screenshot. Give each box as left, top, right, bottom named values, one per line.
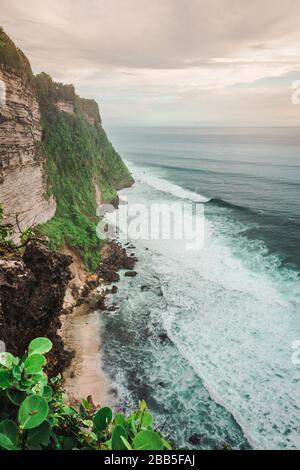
left=100, top=126, right=300, bottom=450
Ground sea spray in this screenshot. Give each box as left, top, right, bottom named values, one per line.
left=100, top=127, right=300, bottom=449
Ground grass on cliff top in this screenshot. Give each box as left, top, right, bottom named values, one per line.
left=0, top=27, right=33, bottom=79
left=35, top=73, right=133, bottom=271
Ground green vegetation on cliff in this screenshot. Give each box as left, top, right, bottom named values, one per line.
left=35, top=73, right=133, bottom=270
left=0, top=27, right=32, bottom=80
left=0, top=29, right=133, bottom=269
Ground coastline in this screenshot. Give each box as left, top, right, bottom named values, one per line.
left=60, top=302, right=114, bottom=407
left=59, top=240, right=137, bottom=407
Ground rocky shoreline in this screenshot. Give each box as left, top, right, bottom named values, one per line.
left=0, top=241, right=73, bottom=376
left=0, top=237, right=137, bottom=406
left=60, top=239, right=138, bottom=405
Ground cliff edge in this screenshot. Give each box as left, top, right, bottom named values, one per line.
left=0, top=29, right=56, bottom=235
left=0, top=28, right=134, bottom=270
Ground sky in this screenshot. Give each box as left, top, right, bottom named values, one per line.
left=1, top=0, right=300, bottom=126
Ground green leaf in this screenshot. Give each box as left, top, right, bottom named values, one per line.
left=120, top=436, right=132, bottom=450
left=0, top=369, right=13, bottom=389
left=18, top=378, right=34, bottom=391
left=27, top=421, right=51, bottom=446
left=12, top=365, right=22, bottom=381
left=82, top=419, right=94, bottom=428
left=42, top=385, right=53, bottom=401
left=104, top=438, right=112, bottom=450
left=139, top=399, right=147, bottom=412
left=18, top=395, right=49, bottom=430
left=93, top=407, right=113, bottom=432
left=79, top=403, right=88, bottom=419
left=24, top=354, right=46, bottom=374
left=81, top=398, right=91, bottom=410
left=6, top=389, right=26, bottom=406
left=28, top=443, right=42, bottom=450
left=28, top=338, right=52, bottom=355
left=61, top=437, right=77, bottom=450
left=133, top=430, right=164, bottom=450
left=141, top=411, right=153, bottom=429
left=112, top=425, right=128, bottom=450
left=162, top=438, right=173, bottom=450
left=0, top=432, right=19, bottom=450
left=32, top=373, right=48, bottom=386
left=31, top=381, right=44, bottom=396
left=0, top=420, right=19, bottom=446
left=129, top=416, right=137, bottom=436
left=114, top=412, right=127, bottom=428
left=0, top=352, right=18, bottom=369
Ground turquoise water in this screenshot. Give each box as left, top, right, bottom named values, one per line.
left=100, top=127, right=300, bottom=449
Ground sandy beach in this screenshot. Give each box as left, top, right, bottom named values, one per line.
left=61, top=301, right=114, bottom=407
left=59, top=242, right=135, bottom=408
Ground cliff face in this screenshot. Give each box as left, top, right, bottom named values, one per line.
left=0, top=29, right=133, bottom=255
left=35, top=72, right=134, bottom=270
left=0, top=31, right=56, bottom=236
left=0, top=242, right=73, bottom=376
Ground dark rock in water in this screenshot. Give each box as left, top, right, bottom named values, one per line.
left=125, top=271, right=137, bottom=277
left=96, top=295, right=107, bottom=310
left=158, top=332, right=170, bottom=344
left=109, top=387, right=118, bottom=397
left=99, top=268, right=120, bottom=283
left=157, top=288, right=163, bottom=297
left=105, top=285, right=118, bottom=295
left=141, top=284, right=150, bottom=291
left=107, top=303, right=119, bottom=312
left=99, top=241, right=136, bottom=278
left=0, top=241, right=73, bottom=376
left=122, top=256, right=136, bottom=270
left=188, top=433, right=204, bottom=446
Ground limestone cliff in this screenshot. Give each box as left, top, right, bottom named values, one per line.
left=0, top=30, right=56, bottom=236
left=0, top=29, right=133, bottom=269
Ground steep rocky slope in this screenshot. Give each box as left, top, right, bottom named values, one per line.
left=0, top=29, right=133, bottom=267
left=0, top=30, right=134, bottom=374
left=0, top=30, right=56, bottom=235
left=0, top=242, right=72, bottom=376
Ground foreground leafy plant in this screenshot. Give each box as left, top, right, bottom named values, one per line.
left=0, top=338, right=171, bottom=450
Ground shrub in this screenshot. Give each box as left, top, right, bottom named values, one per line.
left=35, top=73, right=133, bottom=271
left=0, top=338, right=171, bottom=450
left=0, top=204, right=13, bottom=245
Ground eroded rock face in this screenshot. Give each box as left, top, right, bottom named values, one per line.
left=0, top=66, right=56, bottom=237
left=56, top=100, right=74, bottom=114
left=0, top=241, right=73, bottom=376
left=98, top=241, right=137, bottom=282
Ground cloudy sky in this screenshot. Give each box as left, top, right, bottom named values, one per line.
left=1, top=0, right=300, bottom=126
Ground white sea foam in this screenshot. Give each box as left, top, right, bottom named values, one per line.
left=104, top=162, right=300, bottom=449
left=129, top=163, right=209, bottom=203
